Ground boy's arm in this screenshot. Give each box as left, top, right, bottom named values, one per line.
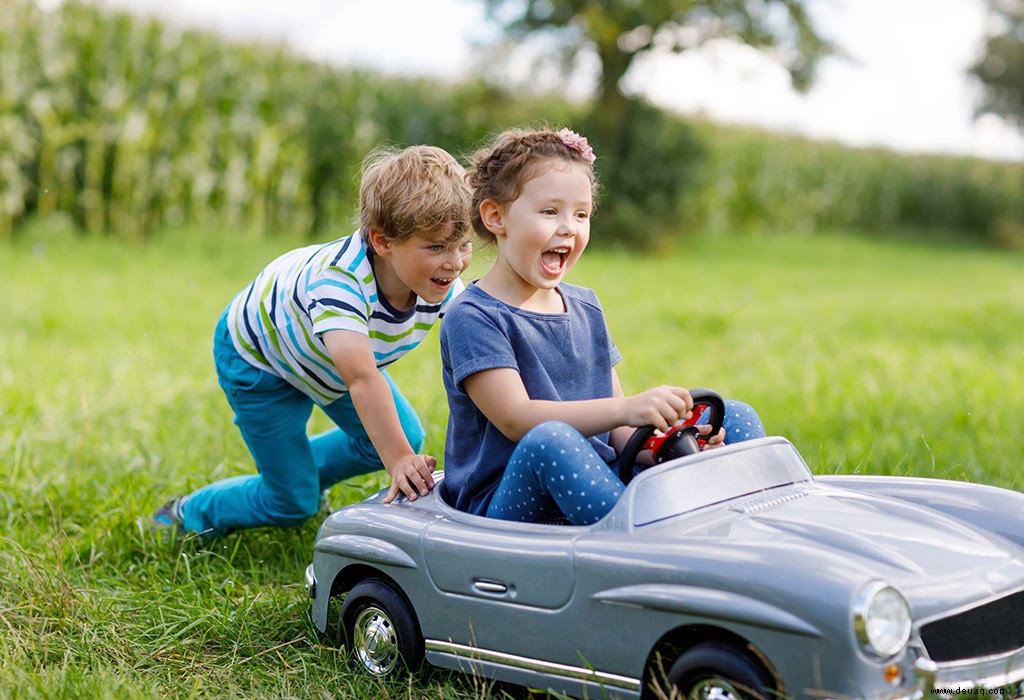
left=322, top=329, right=435, bottom=503
left=463, top=366, right=693, bottom=443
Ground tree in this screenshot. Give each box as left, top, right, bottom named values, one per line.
left=971, top=0, right=1024, bottom=128
left=479, top=0, right=834, bottom=246
left=480, top=0, right=833, bottom=149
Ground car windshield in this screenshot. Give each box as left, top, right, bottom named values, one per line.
left=631, top=439, right=814, bottom=527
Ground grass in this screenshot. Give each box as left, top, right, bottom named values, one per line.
left=2, top=225, right=1022, bottom=699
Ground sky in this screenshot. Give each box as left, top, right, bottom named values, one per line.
left=85, top=0, right=1024, bottom=162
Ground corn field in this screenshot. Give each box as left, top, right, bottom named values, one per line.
left=0, top=0, right=570, bottom=240
left=2, top=1, right=317, bottom=238
left=690, top=123, right=1024, bottom=242
left=1, top=0, right=1022, bottom=245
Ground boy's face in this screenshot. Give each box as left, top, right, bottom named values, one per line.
left=384, top=228, right=473, bottom=304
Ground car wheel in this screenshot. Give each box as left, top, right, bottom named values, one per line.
left=665, top=642, right=775, bottom=700
left=339, top=579, right=424, bottom=679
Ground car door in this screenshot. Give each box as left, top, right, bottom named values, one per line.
left=421, top=518, right=578, bottom=654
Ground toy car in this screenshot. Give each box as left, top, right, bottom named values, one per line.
left=305, top=397, right=1024, bottom=699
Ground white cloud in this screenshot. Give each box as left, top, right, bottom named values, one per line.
left=630, top=0, right=1024, bottom=160
left=96, top=0, right=491, bottom=78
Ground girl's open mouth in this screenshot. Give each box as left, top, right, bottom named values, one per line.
left=541, top=247, right=569, bottom=276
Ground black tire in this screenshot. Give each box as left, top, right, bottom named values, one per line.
left=665, top=642, right=775, bottom=700
left=339, top=579, right=424, bottom=679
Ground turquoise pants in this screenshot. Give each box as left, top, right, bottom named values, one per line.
left=180, top=310, right=424, bottom=535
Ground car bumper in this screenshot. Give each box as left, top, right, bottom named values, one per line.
left=914, top=656, right=1024, bottom=699
left=304, top=563, right=317, bottom=599
left=821, top=655, right=1024, bottom=700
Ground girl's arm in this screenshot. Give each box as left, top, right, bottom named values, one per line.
left=609, top=369, right=637, bottom=454
left=608, top=369, right=724, bottom=456
left=323, top=330, right=435, bottom=503
left=463, top=365, right=694, bottom=443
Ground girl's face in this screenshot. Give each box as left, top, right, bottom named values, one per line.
left=485, top=160, right=593, bottom=299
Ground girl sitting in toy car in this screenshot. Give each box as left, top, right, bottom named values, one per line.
left=439, top=127, right=766, bottom=525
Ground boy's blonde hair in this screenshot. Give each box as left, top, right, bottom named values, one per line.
left=359, top=145, right=472, bottom=243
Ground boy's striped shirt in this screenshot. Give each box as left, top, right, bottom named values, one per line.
left=227, top=232, right=462, bottom=405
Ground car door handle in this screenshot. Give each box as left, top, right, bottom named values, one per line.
left=472, top=579, right=508, bottom=594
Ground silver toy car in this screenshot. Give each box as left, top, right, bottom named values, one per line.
left=306, top=430, right=1024, bottom=699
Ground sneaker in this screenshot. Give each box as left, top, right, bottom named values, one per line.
left=151, top=496, right=188, bottom=536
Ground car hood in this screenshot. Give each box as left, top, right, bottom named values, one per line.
left=644, top=483, right=1024, bottom=617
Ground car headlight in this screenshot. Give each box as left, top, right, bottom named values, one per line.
left=854, top=583, right=912, bottom=658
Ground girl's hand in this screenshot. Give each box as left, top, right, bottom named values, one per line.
left=697, top=423, right=727, bottom=450
left=622, top=385, right=694, bottom=432
left=383, top=454, right=437, bottom=503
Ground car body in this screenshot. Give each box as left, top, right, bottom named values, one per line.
left=306, top=436, right=1024, bottom=699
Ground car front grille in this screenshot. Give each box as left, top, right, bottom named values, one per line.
left=920, top=590, right=1024, bottom=663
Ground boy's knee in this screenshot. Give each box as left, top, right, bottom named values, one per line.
left=264, top=490, right=320, bottom=526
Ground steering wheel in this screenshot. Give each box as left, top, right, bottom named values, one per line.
left=617, top=388, right=725, bottom=485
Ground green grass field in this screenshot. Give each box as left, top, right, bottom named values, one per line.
left=2, top=227, right=1022, bottom=699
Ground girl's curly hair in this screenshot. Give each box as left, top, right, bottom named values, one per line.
left=466, top=128, right=599, bottom=243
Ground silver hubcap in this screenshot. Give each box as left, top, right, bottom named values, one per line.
left=689, top=678, right=743, bottom=700
left=353, top=605, right=399, bottom=676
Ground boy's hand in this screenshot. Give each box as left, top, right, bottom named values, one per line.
left=383, top=454, right=438, bottom=503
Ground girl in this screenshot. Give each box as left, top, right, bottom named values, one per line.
left=439, top=128, right=765, bottom=525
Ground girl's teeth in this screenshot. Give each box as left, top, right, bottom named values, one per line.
left=541, top=251, right=564, bottom=271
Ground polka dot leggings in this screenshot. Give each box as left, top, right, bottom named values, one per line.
left=698, top=399, right=765, bottom=442
left=485, top=400, right=765, bottom=526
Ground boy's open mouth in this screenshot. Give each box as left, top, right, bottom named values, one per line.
left=431, top=275, right=456, bottom=288
left=541, top=247, right=570, bottom=276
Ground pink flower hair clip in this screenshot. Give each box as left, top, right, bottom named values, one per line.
left=556, top=128, right=596, bottom=164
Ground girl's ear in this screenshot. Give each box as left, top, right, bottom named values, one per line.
left=367, top=227, right=392, bottom=257
left=479, top=199, right=506, bottom=237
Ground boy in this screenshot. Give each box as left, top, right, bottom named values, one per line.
left=153, top=145, right=473, bottom=536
